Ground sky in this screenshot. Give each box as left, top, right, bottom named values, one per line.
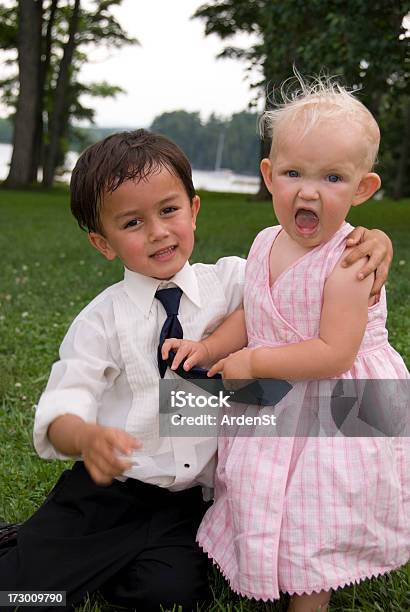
left=78, top=0, right=262, bottom=128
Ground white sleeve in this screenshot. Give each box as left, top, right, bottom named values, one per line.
left=33, top=317, right=120, bottom=460
left=213, top=256, right=246, bottom=314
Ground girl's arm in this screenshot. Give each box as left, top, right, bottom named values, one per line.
left=209, top=255, right=373, bottom=380
left=162, top=308, right=247, bottom=372
left=203, top=308, right=248, bottom=362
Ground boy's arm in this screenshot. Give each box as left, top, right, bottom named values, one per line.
left=209, top=256, right=373, bottom=380
left=343, top=227, right=392, bottom=295
left=48, top=415, right=140, bottom=485
left=34, top=316, right=121, bottom=460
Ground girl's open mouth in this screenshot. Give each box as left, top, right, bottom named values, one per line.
left=295, top=209, right=319, bottom=235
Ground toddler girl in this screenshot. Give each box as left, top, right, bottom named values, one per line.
left=163, top=78, right=409, bottom=611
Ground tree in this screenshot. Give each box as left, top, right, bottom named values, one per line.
left=393, top=101, right=410, bottom=198
left=224, top=111, right=259, bottom=175
left=42, top=0, right=135, bottom=186
left=193, top=1, right=410, bottom=197
left=379, top=94, right=410, bottom=199
left=30, top=0, right=58, bottom=183
left=42, top=0, right=80, bottom=187
left=150, top=109, right=259, bottom=175
left=193, top=1, right=271, bottom=198
left=0, top=0, right=136, bottom=188
left=5, top=0, right=41, bottom=188
left=151, top=111, right=204, bottom=164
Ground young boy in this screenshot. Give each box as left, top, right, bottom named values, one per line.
left=0, top=129, right=392, bottom=611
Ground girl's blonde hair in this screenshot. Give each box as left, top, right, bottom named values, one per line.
left=260, top=72, right=380, bottom=170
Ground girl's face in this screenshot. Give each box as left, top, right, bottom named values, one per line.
left=261, top=119, right=380, bottom=249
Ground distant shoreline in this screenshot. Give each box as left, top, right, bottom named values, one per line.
left=0, top=143, right=259, bottom=194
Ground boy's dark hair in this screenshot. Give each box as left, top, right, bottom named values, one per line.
left=70, top=129, right=196, bottom=233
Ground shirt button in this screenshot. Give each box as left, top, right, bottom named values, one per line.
left=184, top=463, right=190, bottom=468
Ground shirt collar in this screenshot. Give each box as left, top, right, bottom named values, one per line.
left=123, top=262, right=202, bottom=316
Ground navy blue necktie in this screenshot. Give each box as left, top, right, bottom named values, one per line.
left=155, top=288, right=183, bottom=378
left=154, top=288, right=292, bottom=406
left=155, top=287, right=221, bottom=380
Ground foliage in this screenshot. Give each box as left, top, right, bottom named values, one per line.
left=0, top=186, right=409, bottom=610
left=151, top=110, right=204, bottom=165
left=223, top=111, right=260, bottom=174
left=0, top=3, right=17, bottom=51
left=0, top=0, right=136, bottom=186
left=193, top=1, right=410, bottom=197
left=151, top=109, right=260, bottom=174
left=0, top=117, right=12, bottom=142
left=194, top=1, right=410, bottom=107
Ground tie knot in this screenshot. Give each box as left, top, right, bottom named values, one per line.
left=155, top=287, right=183, bottom=316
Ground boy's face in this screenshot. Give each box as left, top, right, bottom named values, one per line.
left=261, top=119, right=381, bottom=248
left=89, top=167, right=200, bottom=280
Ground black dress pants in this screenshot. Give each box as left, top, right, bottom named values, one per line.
left=0, top=463, right=211, bottom=611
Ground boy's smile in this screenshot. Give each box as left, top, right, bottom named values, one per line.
left=89, top=167, right=200, bottom=279
left=261, top=120, right=380, bottom=248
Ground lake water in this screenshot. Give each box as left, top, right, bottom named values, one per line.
left=0, top=143, right=259, bottom=194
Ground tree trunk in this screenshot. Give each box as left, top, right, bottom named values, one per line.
left=29, top=0, right=58, bottom=183
left=42, top=0, right=80, bottom=187
left=250, top=78, right=274, bottom=202
left=393, top=100, right=410, bottom=200
left=5, top=0, right=41, bottom=188
left=250, top=134, right=271, bottom=202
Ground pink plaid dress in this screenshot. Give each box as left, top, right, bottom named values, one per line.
left=197, top=223, right=410, bottom=600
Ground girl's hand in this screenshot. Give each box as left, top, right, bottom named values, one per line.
left=78, top=423, right=141, bottom=486
left=342, top=227, right=393, bottom=296
left=208, top=348, right=254, bottom=380
left=161, top=338, right=210, bottom=371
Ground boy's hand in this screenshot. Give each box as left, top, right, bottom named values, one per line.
left=342, top=227, right=393, bottom=296
left=208, top=348, right=254, bottom=380
left=161, top=338, right=210, bottom=371
left=78, top=423, right=141, bottom=486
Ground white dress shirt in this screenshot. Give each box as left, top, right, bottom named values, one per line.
left=34, top=257, right=245, bottom=491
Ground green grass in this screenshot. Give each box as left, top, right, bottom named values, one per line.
left=0, top=186, right=409, bottom=611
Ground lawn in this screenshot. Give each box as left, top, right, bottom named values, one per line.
left=0, top=186, right=409, bottom=611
